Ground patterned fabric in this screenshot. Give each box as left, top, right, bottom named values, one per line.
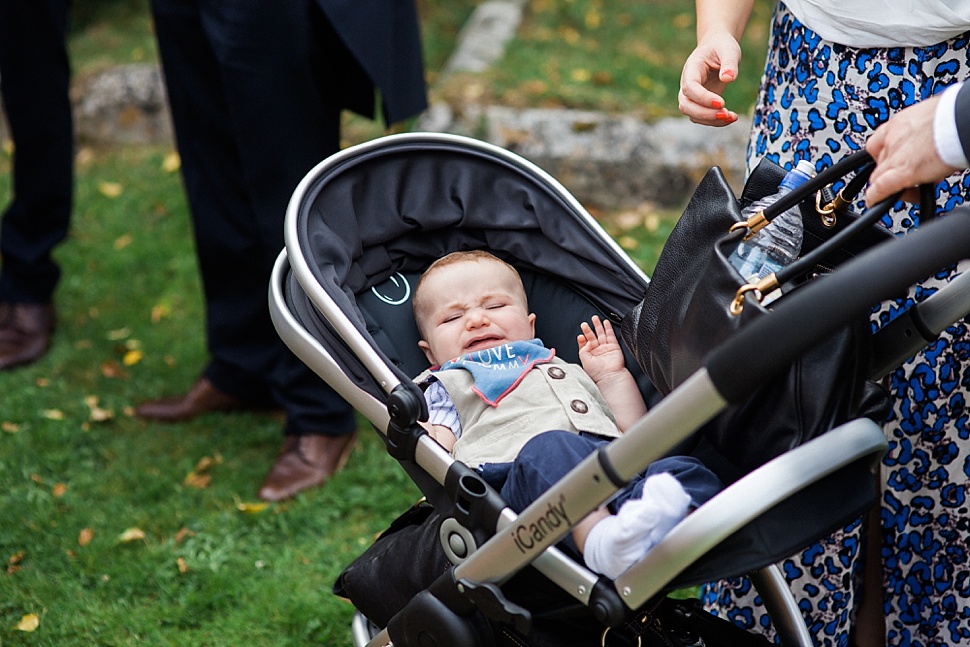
left=701, top=3, right=970, bottom=646
left=438, top=339, right=554, bottom=406
left=424, top=379, right=462, bottom=439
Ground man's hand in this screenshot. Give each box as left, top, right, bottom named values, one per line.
left=866, top=95, right=959, bottom=206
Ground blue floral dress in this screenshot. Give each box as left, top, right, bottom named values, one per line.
left=701, top=3, right=970, bottom=646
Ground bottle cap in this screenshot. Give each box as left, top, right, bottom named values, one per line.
left=780, top=160, right=816, bottom=190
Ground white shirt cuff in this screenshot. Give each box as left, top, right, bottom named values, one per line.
left=934, top=82, right=969, bottom=169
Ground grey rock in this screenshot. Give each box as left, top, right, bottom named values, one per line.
left=74, top=64, right=172, bottom=145
left=445, top=0, right=527, bottom=74
left=420, top=103, right=749, bottom=209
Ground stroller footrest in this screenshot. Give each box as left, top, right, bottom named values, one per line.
left=460, top=580, right=532, bottom=636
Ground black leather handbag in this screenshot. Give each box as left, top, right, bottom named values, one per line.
left=622, top=150, right=908, bottom=481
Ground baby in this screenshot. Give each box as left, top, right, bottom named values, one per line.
left=411, top=250, right=721, bottom=578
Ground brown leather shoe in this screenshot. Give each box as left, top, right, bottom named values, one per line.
left=0, top=301, right=55, bottom=371
left=135, top=376, right=268, bottom=422
left=258, top=432, right=357, bottom=502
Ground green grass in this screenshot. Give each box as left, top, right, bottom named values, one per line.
left=0, top=145, right=424, bottom=646
left=440, top=0, right=772, bottom=120
left=0, top=0, right=776, bottom=642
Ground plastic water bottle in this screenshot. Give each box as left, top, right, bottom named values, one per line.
left=728, top=160, right=815, bottom=285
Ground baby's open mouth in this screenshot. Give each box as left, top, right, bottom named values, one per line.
left=466, top=335, right=502, bottom=351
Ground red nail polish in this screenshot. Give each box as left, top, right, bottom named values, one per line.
left=715, top=110, right=728, bottom=120
left=711, top=99, right=724, bottom=109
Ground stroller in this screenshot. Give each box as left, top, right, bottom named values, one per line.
left=268, top=133, right=970, bottom=646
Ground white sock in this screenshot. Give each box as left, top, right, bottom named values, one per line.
left=583, top=473, right=691, bottom=579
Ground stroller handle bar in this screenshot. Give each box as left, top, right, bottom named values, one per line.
left=868, top=266, right=970, bottom=380
left=706, top=209, right=970, bottom=404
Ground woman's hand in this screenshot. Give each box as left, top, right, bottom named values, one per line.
left=678, top=31, right=741, bottom=126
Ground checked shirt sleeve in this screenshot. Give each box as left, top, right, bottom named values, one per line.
left=424, top=379, right=462, bottom=440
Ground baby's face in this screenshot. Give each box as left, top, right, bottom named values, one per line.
left=417, top=260, right=536, bottom=365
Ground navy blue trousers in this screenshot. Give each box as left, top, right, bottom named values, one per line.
left=0, top=0, right=73, bottom=303
left=150, top=0, right=357, bottom=435
left=479, top=431, right=723, bottom=518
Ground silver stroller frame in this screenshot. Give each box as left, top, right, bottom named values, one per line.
left=270, top=133, right=970, bottom=647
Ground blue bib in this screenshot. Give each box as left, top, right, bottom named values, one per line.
left=438, top=339, right=554, bottom=406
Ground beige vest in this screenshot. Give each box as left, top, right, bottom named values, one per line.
left=418, top=357, right=620, bottom=468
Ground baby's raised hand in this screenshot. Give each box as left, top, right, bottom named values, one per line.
left=577, top=315, right=625, bottom=382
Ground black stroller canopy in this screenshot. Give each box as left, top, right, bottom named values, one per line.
left=286, top=134, right=650, bottom=401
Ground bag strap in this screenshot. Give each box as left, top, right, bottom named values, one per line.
left=777, top=194, right=896, bottom=284
left=813, top=160, right=877, bottom=228
left=729, top=149, right=941, bottom=315
left=730, top=150, right=875, bottom=237
left=730, top=191, right=903, bottom=315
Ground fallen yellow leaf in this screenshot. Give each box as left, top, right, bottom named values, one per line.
left=15, top=614, right=39, bottom=632
left=98, top=181, right=124, bottom=198
left=8, top=551, right=25, bottom=565
left=151, top=303, right=171, bottom=323
left=118, top=528, right=146, bottom=543
left=560, top=25, right=581, bottom=45
left=84, top=396, right=115, bottom=423
left=236, top=500, right=269, bottom=514
left=76, top=147, right=94, bottom=166
left=672, top=12, right=694, bottom=29
left=618, top=235, right=640, bottom=251
left=174, top=527, right=195, bottom=544
left=162, top=151, right=181, bottom=173
left=123, top=349, right=144, bottom=366
left=193, top=454, right=222, bottom=473
left=106, top=327, right=131, bottom=340
left=113, top=233, right=133, bottom=250
left=78, top=528, right=94, bottom=547
left=42, top=409, right=65, bottom=420
left=177, top=557, right=189, bottom=574
left=100, top=361, right=129, bottom=379
left=35, top=377, right=50, bottom=387
left=2, top=421, right=19, bottom=433
left=52, top=483, right=67, bottom=497
left=183, top=471, right=211, bottom=489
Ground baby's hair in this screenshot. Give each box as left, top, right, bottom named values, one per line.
left=413, top=250, right=527, bottom=338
